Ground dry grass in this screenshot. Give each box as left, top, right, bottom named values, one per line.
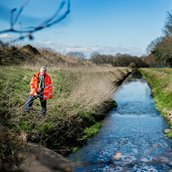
left=0, top=44, right=93, bottom=67
left=67, top=76, right=114, bottom=115
left=68, top=68, right=126, bottom=113
left=0, top=65, right=131, bottom=120
left=46, top=66, right=131, bottom=116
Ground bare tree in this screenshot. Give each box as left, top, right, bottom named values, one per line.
left=66, top=51, right=86, bottom=59
left=164, top=12, right=172, bottom=37
left=0, top=0, right=70, bottom=43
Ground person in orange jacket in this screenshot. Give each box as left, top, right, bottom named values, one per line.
left=25, top=66, right=53, bottom=116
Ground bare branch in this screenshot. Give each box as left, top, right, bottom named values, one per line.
left=38, top=0, right=66, bottom=27
left=10, top=8, right=17, bottom=28
left=13, top=0, right=30, bottom=27
left=0, top=0, right=70, bottom=43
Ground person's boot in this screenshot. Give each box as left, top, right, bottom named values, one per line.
left=40, top=108, right=46, bottom=117
left=24, top=107, right=30, bottom=113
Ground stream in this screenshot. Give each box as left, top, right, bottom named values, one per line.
left=68, top=73, right=172, bottom=172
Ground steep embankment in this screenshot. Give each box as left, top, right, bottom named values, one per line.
left=0, top=65, right=132, bottom=171
left=140, top=68, right=172, bottom=137
left=0, top=44, right=92, bottom=67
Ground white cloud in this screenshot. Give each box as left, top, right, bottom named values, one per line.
left=0, top=33, right=14, bottom=39
left=33, top=41, right=146, bottom=58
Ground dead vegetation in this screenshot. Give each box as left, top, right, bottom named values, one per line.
left=0, top=43, right=92, bottom=67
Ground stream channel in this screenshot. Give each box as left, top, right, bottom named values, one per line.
left=68, top=72, right=172, bottom=172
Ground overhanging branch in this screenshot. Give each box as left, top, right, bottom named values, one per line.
left=0, top=0, right=70, bottom=43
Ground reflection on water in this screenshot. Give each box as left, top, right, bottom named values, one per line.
left=68, top=75, right=172, bottom=172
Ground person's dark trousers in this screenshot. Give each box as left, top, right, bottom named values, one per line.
left=25, top=95, right=37, bottom=112
left=40, top=96, right=47, bottom=115
left=25, top=95, right=47, bottom=115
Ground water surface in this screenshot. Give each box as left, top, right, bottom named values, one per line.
left=69, top=76, right=172, bottom=172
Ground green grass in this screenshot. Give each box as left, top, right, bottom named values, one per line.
left=140, top=68, right=172, bottom=129
left=166, top=131, right=172, bottom=138
left=78, top=122, right=102, bottom=141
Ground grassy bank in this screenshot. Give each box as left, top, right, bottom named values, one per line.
left=0, top=66, right=132, bottom=160
left=140, top=68, right=172, bottom=137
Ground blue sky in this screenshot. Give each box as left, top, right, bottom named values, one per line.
left=0, top=0, right=171, bottom=56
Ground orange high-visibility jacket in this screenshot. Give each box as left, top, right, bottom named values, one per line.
left=29, top=72, right=53, bottom=100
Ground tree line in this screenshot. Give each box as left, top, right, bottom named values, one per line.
left=144, top=12, right=172, bottom=67
left=65, top=51, right=148, bottom=67
left=90, top=52, right=148, bottom=67
left=89, top=12, right=172, bottom=68
left=69, top=12, right=172, bottom=68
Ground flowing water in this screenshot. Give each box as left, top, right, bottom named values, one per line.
left=68, top=73, right=172, bottom=172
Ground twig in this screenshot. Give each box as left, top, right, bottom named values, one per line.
left=0, top=0, right=70, bottom=43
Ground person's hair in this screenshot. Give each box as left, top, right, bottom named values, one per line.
left=40, top=66, right=47, bottom=72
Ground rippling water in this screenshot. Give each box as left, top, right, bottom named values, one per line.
left=68, top=76, right=172, bottom=172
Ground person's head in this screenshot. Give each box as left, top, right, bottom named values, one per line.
left=40, top=66, right=47, bottom=75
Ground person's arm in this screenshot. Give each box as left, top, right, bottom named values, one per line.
left=29, top=75, right=38, bottom=96
left=48, top=76, right=53, bottom=99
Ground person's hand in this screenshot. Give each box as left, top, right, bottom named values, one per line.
left=38, top=88, right=42, bottom=92
left=33, top=92, right=37, bottom=96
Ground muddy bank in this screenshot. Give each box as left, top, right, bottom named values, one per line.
left=20, top=143, right=71, bottom=172
left=0, top=126, right=71, bottom=172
